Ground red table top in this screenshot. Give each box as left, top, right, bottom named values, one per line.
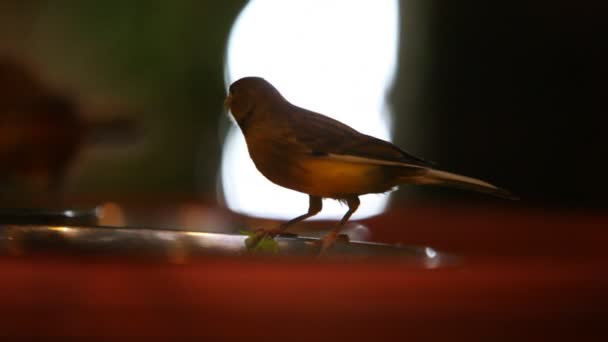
left=1, top=205, right=607, bottom=341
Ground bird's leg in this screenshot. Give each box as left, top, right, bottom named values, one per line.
left=319, top=196, right=360, bottom=253
left=246, top=196, right=322, bottom=249
left=276, top=195, right=323, bottom=233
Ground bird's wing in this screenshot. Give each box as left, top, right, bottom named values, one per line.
left=287, top=106, right=433, bottom=168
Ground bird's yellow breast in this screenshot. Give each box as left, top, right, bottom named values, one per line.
left=246, top=134, right=395, bottom=198
left=264, top=155, right=393, bottom=198
left=298, top=158, right=381, bottom=197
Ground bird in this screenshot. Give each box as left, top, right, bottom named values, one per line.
left=224, top=76, right=515, bottom=252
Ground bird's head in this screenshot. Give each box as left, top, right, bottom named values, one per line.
left=224, top=77, right=284, bottom=126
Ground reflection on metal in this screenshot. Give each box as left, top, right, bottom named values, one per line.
left=341, top=223, right=372, bottom=241
left=425, top=246, right=438, bottom=258
left=221, top=0, right=400, bottom=220
left=185, top=231, right=243, bottom=253
left=0, top=224, right=455, bottom=266
left=48, top=226, right=75, bottom=234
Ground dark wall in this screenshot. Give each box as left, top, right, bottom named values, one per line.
left=392, top=1, right=606, bottom=207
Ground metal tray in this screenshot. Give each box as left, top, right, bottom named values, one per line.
left=0, top=224, right=454, bottom=267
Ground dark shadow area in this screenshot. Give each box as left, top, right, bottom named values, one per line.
left=391, top=1, right=606, bottom=208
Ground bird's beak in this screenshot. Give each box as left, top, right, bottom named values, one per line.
left=224, top=94, right=232, bottom=111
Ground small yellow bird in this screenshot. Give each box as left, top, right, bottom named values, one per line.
left=225, top=77, right=515, bottom=251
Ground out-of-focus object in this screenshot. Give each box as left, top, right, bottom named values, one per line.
left=0, top=207, right=98, bottom=226
left=0, top=57, right=82, bottom=192
left=97, top=202, right=126, bottom=226
left=0, top=57, right=138, bottom=195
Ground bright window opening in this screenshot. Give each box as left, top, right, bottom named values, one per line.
left=221, top=0, right=400, bottom=220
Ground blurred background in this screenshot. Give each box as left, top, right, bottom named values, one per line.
left=1, top=2, right=607, bottom=340
left=0, top=0, right=605, bottom=216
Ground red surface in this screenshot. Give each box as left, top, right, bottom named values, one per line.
left=1, top=206, right=607, bottom=341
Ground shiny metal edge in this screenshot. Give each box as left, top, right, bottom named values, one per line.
left=0, top=224, right=457, bottom=267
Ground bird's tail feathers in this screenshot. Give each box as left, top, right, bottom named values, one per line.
left=402, top=169, right=517, bottom=200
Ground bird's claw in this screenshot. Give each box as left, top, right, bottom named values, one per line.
left=245, top=227, right=296, bottom=251
left=316, top=233, right=350, bottom=256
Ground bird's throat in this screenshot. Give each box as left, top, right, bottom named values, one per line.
left=237, top=105, right=256, bottom=134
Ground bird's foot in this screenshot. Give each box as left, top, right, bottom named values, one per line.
left=245, top=227, right=296, bottom=251
left=317, top=232, right=350, bottom=256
